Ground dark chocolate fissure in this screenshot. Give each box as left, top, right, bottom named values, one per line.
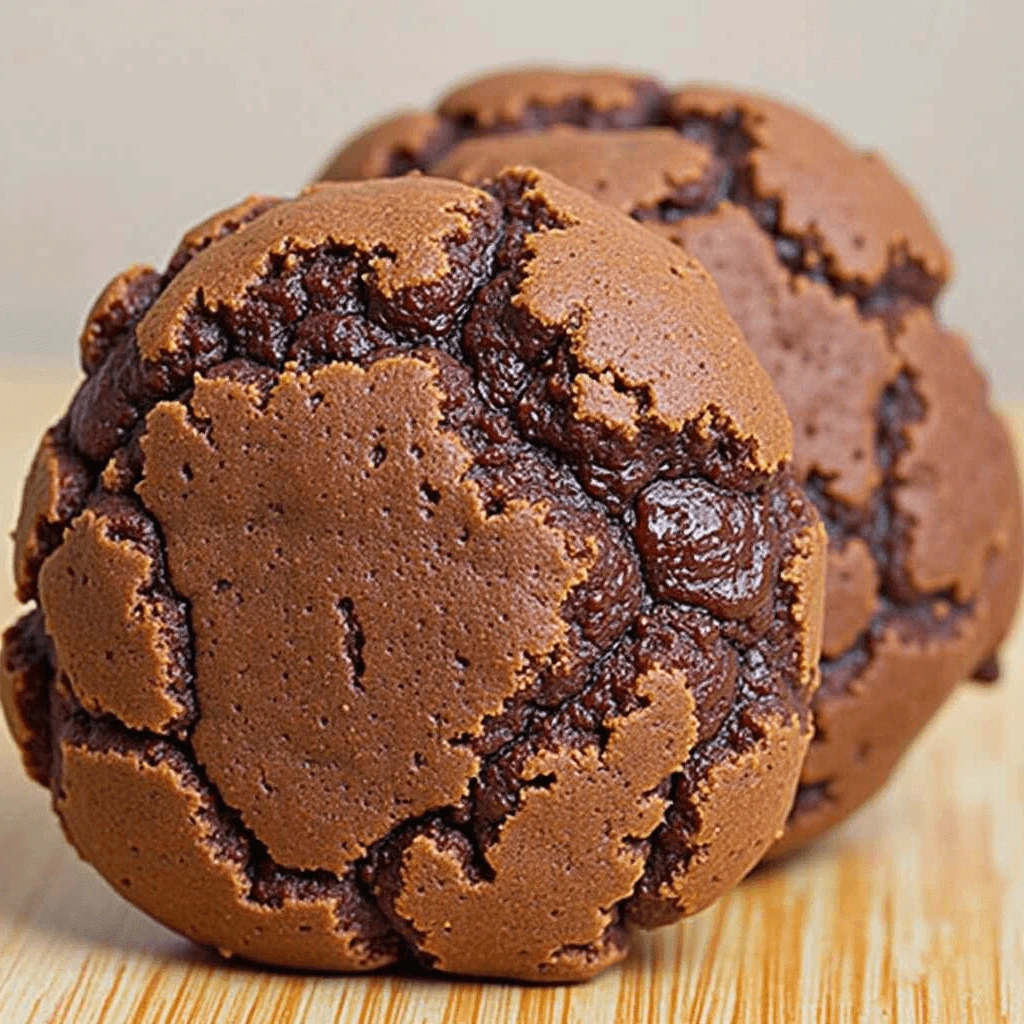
left=15, top=422, right=95, bottom=605
left=665, top=111, right=942, bottom=317
left=92, top=492, right=198, bottom=734
left=792, top=365, right=979, bottom=812
left=23, top=172, right=814, bottom=955
left=811, top=367, right=979, bottom=696
left=2, top=609, right=56, bottom=786
left=384, top=78, right=671, bottom=178
left=53, top=691, right=404, bottom=964
left=335, top=598, right=366, bottom=691
left=788, top=363, right=981, bottom=814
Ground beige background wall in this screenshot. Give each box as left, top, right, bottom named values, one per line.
left=2, top=0, right=1021, bottom=396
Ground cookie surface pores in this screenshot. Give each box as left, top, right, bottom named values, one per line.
left=320, top=68, right=1024, bottom=857
left=3, top=172, right=826, bottom=981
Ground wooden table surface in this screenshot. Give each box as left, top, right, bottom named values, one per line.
left=0, top=368, right=1021, bottom=1024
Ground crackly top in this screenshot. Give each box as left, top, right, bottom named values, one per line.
left=138, top=175, right=790, bottom=470
left=4, top=169, right=826, bottom=981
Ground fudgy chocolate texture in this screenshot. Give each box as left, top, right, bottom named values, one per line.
left=320, top=68, right=1024, bottom=856
left=2, top=172, right=826, bottom=981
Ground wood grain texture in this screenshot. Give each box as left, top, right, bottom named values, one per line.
left=0, top=369, right=1021, bottom=1024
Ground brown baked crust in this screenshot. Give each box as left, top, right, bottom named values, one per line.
left=319, top=67, right=1024, bottom=857
left=2, top=171, right=825, bottom=981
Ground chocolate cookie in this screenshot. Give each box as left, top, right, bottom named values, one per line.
left=2, top=171, right=826, bottom=980
left=321, top=68, right=1024, bottom=858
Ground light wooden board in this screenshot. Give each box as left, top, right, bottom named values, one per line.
left=0, top=368, right=1021, bottom=1024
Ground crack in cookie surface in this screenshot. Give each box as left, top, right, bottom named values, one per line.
left=51, top=687, right=402, bottom=971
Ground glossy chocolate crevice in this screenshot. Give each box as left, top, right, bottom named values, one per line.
left=1, top=609, right=55, bottom=785
left=6, top=173, right=818, bottom=973
left=51, top=689, right=403, bottom=965
left=666, top=111, right=943, bottom=321
left=809, top=370, right=978, bottom=690
left=382, top=78, right=670, bottom=178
